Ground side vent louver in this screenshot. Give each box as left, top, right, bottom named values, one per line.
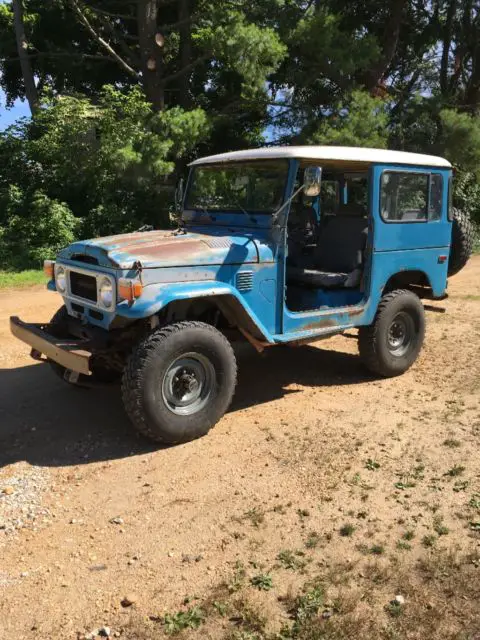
left=236, top=271, right=254, bottom=292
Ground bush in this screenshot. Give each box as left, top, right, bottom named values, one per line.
left=0, top=87, right=210, bottom=269
left=0, top=190, right=78, bottom=269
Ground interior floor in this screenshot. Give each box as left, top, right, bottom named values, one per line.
left=286, top=285, right=364, bottom=313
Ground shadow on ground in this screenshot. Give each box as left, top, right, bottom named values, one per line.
left=0, top=341, right=372, bottom=469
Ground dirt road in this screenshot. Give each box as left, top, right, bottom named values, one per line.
left=1, top=260, right=479, bottom=639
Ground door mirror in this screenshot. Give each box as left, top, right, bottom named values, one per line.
left=303, top=166, right=322, bottom=197
left=175, top=177, right=185, bottom=209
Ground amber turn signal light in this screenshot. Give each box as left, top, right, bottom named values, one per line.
left=118, top=278, right=143, bottom=303
left=43, top=260, right=55, bottom=279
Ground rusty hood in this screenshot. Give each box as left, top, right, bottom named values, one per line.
left=58, top=229, right=272, bottom=269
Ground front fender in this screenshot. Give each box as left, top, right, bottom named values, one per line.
left=115, top=281, right=274, bottom=342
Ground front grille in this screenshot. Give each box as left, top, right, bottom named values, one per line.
left=70, top=271, right=98, bottom=302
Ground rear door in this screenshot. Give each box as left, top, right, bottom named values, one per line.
left=371, top=164, right=452, bottom=297
left=373, top=165, right=451, bottom=251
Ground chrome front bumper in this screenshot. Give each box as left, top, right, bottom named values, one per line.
left=10, top=316, right=92, bottom=376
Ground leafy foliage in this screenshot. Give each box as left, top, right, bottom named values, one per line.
left=1, top=0, right=480, bottom=269
left=0, top=87, right=209, bottom=267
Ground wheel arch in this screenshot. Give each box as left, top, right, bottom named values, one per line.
left=117, top=283, right=274, bottom=342
left=153, top=293, right=272, bottom=343
left=382, top=269, right=434, bottom=297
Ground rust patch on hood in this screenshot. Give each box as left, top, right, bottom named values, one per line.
left=84, top=230, right=260, bottom=269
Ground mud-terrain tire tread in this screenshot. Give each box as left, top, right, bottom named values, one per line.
left=122, top=321, right=237, bottom=444
left=358, top=289, right=425, bottom=378
left=448, top=208, right=474, bottom=277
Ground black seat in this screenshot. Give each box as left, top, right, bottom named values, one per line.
left=288, top=205, right=368, bottom=289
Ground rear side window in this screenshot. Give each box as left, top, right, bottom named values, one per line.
left=381, top=172, right=444, bottom=222
left=429, top=174, right=443, bottom=220
left=448, top=175, right=454, bottom=221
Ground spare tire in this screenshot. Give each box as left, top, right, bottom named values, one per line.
left=448, top=208, right=474, bottom=277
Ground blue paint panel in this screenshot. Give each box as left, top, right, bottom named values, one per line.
left=48, top=157, right=453, bottom=345
left=373, top=165, right=452, bottom=252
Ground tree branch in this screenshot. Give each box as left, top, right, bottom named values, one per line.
left=67, top=0, right=140, bottom=78
left=87, top=5, right=141, bottom=66
left=2, top=52, right=114, bottom=63
left=85, top=5, right=136, bottom=20
left=162, top=53, right=209, bottom=86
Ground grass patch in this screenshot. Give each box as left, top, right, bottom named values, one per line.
left=445, top=465, right=466, bottom=477
left=442, top=438, right=461, bottom=448
left=339, top=523, right=355, bottom=537
left=305, top=531, right=321, bottom=549
left=422, top=534, right=437, bottom=548
left=0, top=270, right=45, bottom=289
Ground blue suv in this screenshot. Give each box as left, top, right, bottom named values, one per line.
left=10, top=146, right=473, bottom=444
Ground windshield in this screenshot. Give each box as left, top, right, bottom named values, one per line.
left=186, top=160, right=289, bottom=213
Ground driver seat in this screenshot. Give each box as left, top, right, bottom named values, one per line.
left=287, top=205, right=368, bottom=289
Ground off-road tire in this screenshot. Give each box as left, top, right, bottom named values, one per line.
left=48, top=306, right=121, bottom=385
left=122, top=321, right=237, bottom=444
left=358, top=289, right=425, bottom=378
left=449, top=208, right=474, bottom=277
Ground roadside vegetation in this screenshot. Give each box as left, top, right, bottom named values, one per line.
left=0, top=270, right=44, bottom=289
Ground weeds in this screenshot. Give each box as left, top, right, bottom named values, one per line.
left=305, top=531, right=321, bottom=549
left=242, top=508, right=265, bottom=528
left=396, top=541, right=412, bottom=550
left=365, top=459, right=381, bottom=471
left=277, top=549, right=307, bottom=571
left=228, top=562, right=247, bottom=594
left=433, top=516, right=449, bottom=536
left=250, top=574, right=273, bottom=591
left=445, top=465, right=466, bottom=477
left=442, top=438, right=461, bottom=448
left=422, top=534, right=436, bottom=547
left=163, top=606, right=205, bottom=635
left=339, top=523, right=355, bottom=537
left=469, top=495, right=480, bottom=510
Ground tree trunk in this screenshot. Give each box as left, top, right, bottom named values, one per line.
left=137, top=0, right=164, bottom=111
left=364, top=0, right=408, bottom=95
left=440, top=0, right=457, bottom=97
left=464, top=38, right=480, bottom=113
left=12, top=0, right=39, bottom=116
left=178, top=0, right=192, bottom=109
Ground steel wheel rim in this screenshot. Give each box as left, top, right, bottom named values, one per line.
left=387, top=312, right=415, bottom=357
left=162, top=352, right=215, bottom=416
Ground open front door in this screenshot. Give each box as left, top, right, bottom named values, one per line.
left=281, top=167, right=373, bottom=340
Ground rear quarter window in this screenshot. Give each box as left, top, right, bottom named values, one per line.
left=381, top=172, right=444, bottom=222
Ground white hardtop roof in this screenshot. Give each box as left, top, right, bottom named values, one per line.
left=190, top=145, right=451, bottom=169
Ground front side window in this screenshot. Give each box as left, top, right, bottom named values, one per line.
left=186, top=161, right=288, bottom=213
left=381, top=172, right=444, bottom=222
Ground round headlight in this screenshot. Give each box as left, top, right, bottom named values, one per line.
left=55, top=266, right=67, bottom=293
left=99, top=277, right=114, bottom=309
